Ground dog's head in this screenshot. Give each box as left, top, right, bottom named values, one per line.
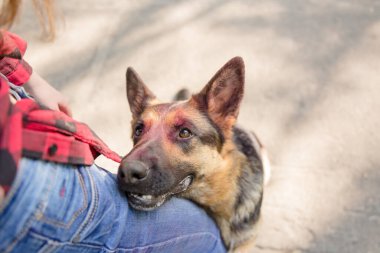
left=118, top=57, right=245, bottom=211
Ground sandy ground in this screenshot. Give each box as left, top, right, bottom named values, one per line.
left=12, top=0, right=380, bottom=252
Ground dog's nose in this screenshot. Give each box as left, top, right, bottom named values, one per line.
left=119, top=160, right=149, bottom=184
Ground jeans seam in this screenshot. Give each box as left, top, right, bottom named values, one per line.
left=208, top=234, right=222, bottom=253
left=119, top=233, right=221, bottom=251
left=38, top=169, right=89, bottom=228
left=3, top=160, right=57, bottom=253
left=37, top=243, right=57, bottom=253
left=29, top=230, right=220, bottom=251
left=119, top=232, right=221, bottom=251
left=70, top=167, right=99, bottom=242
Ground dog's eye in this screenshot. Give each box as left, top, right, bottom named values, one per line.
left=134, top=124, right=144, bottom=137
left=179, top=128, right=192, bottom=139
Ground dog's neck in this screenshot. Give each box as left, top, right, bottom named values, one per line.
left=208, top=133, right=264, bottom=249
left=183, top=129, right=264, bottom=250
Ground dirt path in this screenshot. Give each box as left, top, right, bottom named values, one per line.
left=13, top=1, right=380, bottom=252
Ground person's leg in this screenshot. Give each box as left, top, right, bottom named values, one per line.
left=0, top=158, right=226, bottom=253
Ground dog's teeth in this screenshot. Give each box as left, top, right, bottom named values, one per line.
left=141, top=195, right=153, bottom=200
left=130, top=193, right=153, bottom=201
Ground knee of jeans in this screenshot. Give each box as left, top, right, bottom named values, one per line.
left=158, top=197, right=222, bottom=236
left=161, top=197, right=226, bottom=252
left=118, top=196, right=226, bottom=252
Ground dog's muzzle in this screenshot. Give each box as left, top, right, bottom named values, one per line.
left=117, top=160, right=194, bottom=211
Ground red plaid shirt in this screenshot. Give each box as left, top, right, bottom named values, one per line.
left=0, top=31, right=121, bottom=196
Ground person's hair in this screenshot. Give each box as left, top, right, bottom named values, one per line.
left=0, top=0, right=56, bottom=40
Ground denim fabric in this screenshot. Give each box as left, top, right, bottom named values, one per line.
left=0, top=158, right=226, bottom=253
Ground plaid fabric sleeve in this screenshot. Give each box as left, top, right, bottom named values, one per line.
left=0, top=30, right=32, bottom=86
left=0, top=30, right=31, bottom=196
left=0, top=77, right=20, bottom=195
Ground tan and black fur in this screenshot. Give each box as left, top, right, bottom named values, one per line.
left=118, top=57, right=269, bottom=252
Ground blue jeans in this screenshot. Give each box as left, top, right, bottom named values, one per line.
left=0, top=158, right=226, bottom=253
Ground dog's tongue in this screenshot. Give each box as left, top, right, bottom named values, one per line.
left=172, top=175, right=193, bottom=194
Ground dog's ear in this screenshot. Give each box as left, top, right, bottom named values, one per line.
left=126, top=67, right=156, bottom=118
left=191, top=57, right=245, bottom=132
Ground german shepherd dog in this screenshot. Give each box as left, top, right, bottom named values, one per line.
left=117, top=57, right=270, bottom=252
